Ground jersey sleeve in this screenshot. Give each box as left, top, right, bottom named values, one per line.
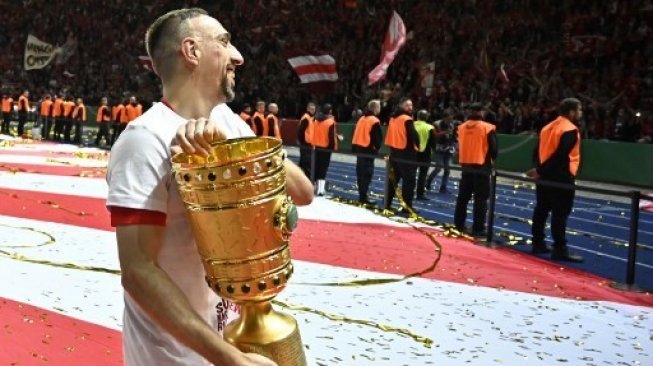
left=106, top=126, right=171, bottom=215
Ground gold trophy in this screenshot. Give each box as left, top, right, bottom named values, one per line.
left=171, top=137, right=307, bottom=366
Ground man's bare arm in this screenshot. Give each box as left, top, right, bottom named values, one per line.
left=117, top=224, right=275, bottom=366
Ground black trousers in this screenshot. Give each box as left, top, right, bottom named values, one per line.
left=110, top=122, right=121, bottom=145
left=95, top=123, right=110, bottom=146
left=73, top=120, right=82, bottom=144
left=63, top=118, right=73, bottom=142
left=531, top=183, right=575, bottom=248
left=43, top=116, right=53, bottom=139
left=17, top=112, right=27, bottom=136
left=1, top=112, right=11, bottom=134
left=454, top=170, right=490, bottom=233
left=298, top=146, right=312, bottom=179
left=386, top=154, right=417, bottom=209
left=314, top=150, right=331, bottom=180
left=53, top=118, right=65, bottom=141
left=415, top=150, right=431, bottom=197
left=356, top=156, right=375, bottom=201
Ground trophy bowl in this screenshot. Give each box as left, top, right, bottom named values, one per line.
left=172, top=137, right=306, bottom=366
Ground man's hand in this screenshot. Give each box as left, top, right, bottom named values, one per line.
left=238, top=353, right=278, bottom=366
left=173, top=117, right=227, bottom=156
left=526, top=168, right=539, bottom=180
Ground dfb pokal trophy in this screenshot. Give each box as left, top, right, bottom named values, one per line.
left=171, top=137, right=307, bottom=366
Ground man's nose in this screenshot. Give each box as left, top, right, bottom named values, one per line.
left=228, top=43, right=244, bottom=66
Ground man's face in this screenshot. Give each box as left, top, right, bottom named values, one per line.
left=130, top=97, right=136, bottom=104
left=571, top=105, right=583, bottom=122
left=269, top=105, right=278, bottom=114
left=401, top=100, right=413, bottom=115
left=308, top=105, right=316, bottom=115
left=373, top=104, right=381, bottom=115
left=256, top=104, right=265, bottom=113
left=192, top=16, right=243, bottom=103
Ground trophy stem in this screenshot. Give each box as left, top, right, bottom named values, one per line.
left=224, top=301, right=307, bottom=366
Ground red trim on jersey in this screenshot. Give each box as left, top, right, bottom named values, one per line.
left=109, top=206, right=166, bottom=227
left=160, top=97, right=174, bottom=112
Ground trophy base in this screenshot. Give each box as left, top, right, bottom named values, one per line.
left=224, top=301, right=307, bottom=366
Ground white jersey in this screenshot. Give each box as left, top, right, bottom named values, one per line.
left=107, top=102, right=254, bottom=366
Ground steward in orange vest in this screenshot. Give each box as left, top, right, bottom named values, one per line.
left=95, top=97, right=112, bottom=146
left=527, top=98, right=584, bottom=262
left=312, top=103, right=337, bottom=196
left=51, top=95, right=65, bottom=140
left=239, top=103, right=253, bottom=131
left=40, top=94, right=53, bottom=139
left=383, top=98, right=419, bottom=213
left=125, top=96, right=142, bottom=123
left=71, top=98, right=86, bottom=144
left=453, top=103, right=498, bottom=236
left=112, top=100, right=127, bottom=143
left=251, top=101, right=266, bottom=136
left=1, top=94, right=14, bottom=135
left=297, top=102, right=316, bottom=179
left=62, top=96, right=76, bottom=142
left=17, top=90, right=30, bottom=136
left=352, top=99, right=382, bottom=203
left=265, top=103, right=281, bottom=139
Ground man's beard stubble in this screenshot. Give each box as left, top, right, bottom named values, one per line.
left=222, top=73, right=235, bottom=102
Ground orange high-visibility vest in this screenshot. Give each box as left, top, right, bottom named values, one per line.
left=539, top=116, right=581, bottom=176
left=97, top=105, right=111, bottom=122
left=52, top=98, right=63, bottom=117
left=125, top=104, right=139, bottom=122
left=300, top=113, right=314, bottom=144
left=1, top=98, right=13, bottom=113
left=457, top=120, right=496, bottom=164
left=352, top=115, right=380, bottom=148
left=251, top=112, right=266, bottom=135
left=72, top=104, right=86, bottom=121
left=112, top=104, right=124, bottom=122
left=385, top=114, right=417, bottom=150
left=266, top=114, right=281, bottom=139
left=312, top=118, right=337, bottom=150
left=40, top=100, right=53, bottom=116
left=18, top=95, right=30, bottom=112
left=63, top=101, right=75, bottom=117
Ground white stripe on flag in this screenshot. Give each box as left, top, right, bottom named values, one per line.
left=287, top=55, right=336, bottom=68
left=298, top=72, right=339, bottom=84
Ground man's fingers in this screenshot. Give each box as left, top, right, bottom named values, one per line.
left=176, top=122, right=195, bottom=154
left=192, top=118, right=211, bottom=155
left=170, top=145, right=183, bottom=156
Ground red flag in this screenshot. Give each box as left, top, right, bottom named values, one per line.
left=368, top=11, right=407, bottom=86
left=138, top=55, right=154, bottom=73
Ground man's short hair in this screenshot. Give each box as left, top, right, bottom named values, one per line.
left=320, top=103, right=332, bottom=115
left=366, top=99, right=380, bottom=112
left=145, top=8, right=208, bottom=81
left=416, top=109, right=429, bottom=121
left=558, top=98, right=582, bottom=116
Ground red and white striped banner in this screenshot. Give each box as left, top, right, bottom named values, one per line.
left=368, top=11, right=407, bottom=86
left=287, top=54, right=338, bottom=84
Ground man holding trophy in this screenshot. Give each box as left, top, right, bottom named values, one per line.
left=106, top=8, right=313, bottom=366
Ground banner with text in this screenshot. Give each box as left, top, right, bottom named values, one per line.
left=24, top=34, right=61, bottom=70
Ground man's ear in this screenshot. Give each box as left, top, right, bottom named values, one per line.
left=180, top=38, right=200, bottom=66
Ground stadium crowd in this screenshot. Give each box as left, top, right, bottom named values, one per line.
left=0, top=0, right=651, bottom=143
